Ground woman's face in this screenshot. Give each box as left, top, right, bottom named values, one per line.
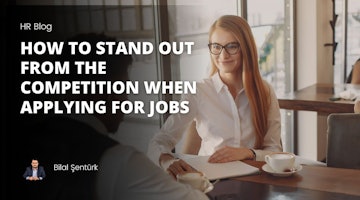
left=209, top=28, right=242, bottom=76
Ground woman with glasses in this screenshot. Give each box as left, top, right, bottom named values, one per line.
left=148, top=15, right=282, bottom=178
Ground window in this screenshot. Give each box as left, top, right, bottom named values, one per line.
left=334, top=0, right=360, bottom=83
left=167, top=0, right=238, bottom=83
left=54, top=0, right=154, bottom=37
left=247, top=0, right=295, bottom=152
left=52, top=0, right=160, bottom=152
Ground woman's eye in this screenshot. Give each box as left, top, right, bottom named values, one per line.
left=213, top=44, right=222, bottom=50
left=227, top=44, right=238, bottom=49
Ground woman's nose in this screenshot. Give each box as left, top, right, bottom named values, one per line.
left=219, top=48, right=230, bottom=58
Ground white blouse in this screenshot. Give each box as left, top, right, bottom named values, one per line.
left=147, top=72, right=282, bottom=164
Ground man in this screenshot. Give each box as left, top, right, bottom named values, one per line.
left=23, top=159, right=46, bottom=181
left=12, top=33, right=208, bottom=200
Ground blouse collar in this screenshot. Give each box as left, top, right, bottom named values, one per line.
left=211, top=72, right=245, bottom=95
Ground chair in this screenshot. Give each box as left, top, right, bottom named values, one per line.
left=327, top=113, right=360, bottom=169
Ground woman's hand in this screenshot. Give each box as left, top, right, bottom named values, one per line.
left=208, top=146, right=254, bottom=163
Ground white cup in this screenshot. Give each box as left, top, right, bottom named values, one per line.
left=177, top=172, right=208, bottom=191
left=265, top=152, right=295, bottom=173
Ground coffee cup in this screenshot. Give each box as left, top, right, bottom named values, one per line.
left=177, top=172, right=209, bottom=191
left=265, top=152, right=295, bottom=173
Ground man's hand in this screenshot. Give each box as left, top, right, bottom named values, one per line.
left=159, top=153, right=197, bottom=179
left=166, top=159, right=196, bottom=179
left=28, top=176, right=39, bottom=181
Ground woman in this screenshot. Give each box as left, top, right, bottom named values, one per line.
left=346, top=58, right=360, bottom=84
left=147, top=15, right=282, bottom=178
left=351, top=59, right=360, bottom=84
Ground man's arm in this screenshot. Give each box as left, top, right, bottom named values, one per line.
left=97, top=145, right=209, bottom=200
left=23, top=167, right=31, bottom=180
left=38, top=166, right=46, bottom=180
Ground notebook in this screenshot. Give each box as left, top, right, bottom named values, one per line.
left=182, top=155, right=259, bottom=180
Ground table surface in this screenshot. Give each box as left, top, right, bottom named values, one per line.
left=207, top=160, right=360, bottom=200
left=277, top=83, right=357, bottom=113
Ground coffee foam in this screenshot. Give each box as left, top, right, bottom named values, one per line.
left=271, top=154, right=294, bottom=160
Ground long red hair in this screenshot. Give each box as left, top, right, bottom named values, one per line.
left=209, top=15, right=271, bottom=149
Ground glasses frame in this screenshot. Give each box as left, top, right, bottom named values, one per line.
left=208, top=42, right=240, bottom=55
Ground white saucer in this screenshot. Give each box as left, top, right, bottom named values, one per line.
left=262, top=164, right=302, bottom=177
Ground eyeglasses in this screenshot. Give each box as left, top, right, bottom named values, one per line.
left=208, top=42, right=240, bottom=55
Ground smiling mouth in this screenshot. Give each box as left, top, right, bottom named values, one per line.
left=219, top=60, right=233, bottom=64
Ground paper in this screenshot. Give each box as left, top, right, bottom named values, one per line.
left=295, top=156, right=326, bottom=167
left=338, top=90, right=359, bottom=100
left=183, top=156, right=259, bottom=180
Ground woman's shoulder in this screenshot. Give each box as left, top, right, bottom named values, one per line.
left=261, top=79, right=275, bottom=90
left=260, top=79, right=278, bottom=99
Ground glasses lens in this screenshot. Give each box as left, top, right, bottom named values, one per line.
left=224, top=43, right=239, bottom=55
left=208, top=43, right=222, bottom=55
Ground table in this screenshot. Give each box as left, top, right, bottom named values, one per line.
left=207, top=161, right=360, bottom=200
left=277, top=83, right=356, bottom=114
left=277, top=83, right=358, bottom=160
